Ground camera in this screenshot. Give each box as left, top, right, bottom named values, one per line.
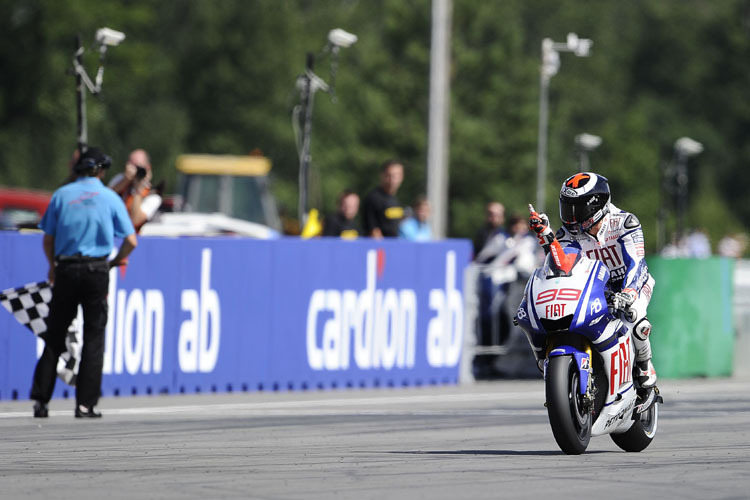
left=327, top=29, right=358, bottom=48
left=96, top=27, right=126, bottom=47
left=135, top=166, right=147, bottom=180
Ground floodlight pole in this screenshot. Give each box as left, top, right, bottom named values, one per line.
left=575, top=133, right=602, bottom=171
left=72, top=28, right=125, bottom=155
left=536, top=64, right=551, bottom=213
left=294, top=29, right=356, bottom=228
left=298, top=53, right=316, bottom=226
left=675, top=153, right=688, bottom=243
left=657, top=160, right=670, bottom=251
left=673, top=137, right=704, bottom=242
left=75, top=34, right=88, bottom=154
left=536, top=34, right=592, bottom=213
left=427, top=0, right=452, bottom=239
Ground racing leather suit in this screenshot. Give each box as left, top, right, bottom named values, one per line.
left=556, top=203, right=655, bottom=363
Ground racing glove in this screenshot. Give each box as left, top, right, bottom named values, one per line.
left=528, top=208, right=554, bottom=247
left=611, top=288, right=637, bottom=316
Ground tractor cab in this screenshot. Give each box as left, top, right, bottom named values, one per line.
left=140, top=154, right=281, bottom=238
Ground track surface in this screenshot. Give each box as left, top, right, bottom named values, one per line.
left=0, top=378, right=748, bottom=499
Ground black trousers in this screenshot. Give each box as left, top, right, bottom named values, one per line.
left=30, top=258, right=109, bottom=407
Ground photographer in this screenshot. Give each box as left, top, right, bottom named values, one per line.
left=108, top=148, right=162, bottom=232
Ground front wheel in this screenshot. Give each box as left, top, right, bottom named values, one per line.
left=611, top=397, right=659, bottom=452
left=546, top=356, right=591, bottom=455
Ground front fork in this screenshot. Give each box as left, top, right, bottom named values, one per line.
left=545, top=337, right=595, bottom=413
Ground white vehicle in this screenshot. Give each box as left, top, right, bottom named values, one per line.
left=141, top=154, right=281, bottom=238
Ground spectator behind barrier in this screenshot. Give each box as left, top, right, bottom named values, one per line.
left=108, top=149, right=162, bottom=232
left=361, top=159, right=404, bottom=238
left=323, top=190, right=361, bottom=239
left=473, top=201, right=506, bottom=258
left=399, top=195, right=432, bottom=241
left=718, top=233, right=748, bottom=258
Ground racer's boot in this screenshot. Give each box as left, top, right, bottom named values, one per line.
left=636, top=359, right=658, bottom=389
left=634, top=362, right=662, bottom=414
left=632, top=318, right=657, bottom=389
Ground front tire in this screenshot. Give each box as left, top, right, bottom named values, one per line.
left=611, top=399, right=658, bottom=452
left=546, top=356, right=591, bottom=455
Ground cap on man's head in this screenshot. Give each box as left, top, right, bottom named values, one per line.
left=74, top=147, right=112, bottom=173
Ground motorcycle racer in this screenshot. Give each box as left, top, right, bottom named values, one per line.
left=528, top=172, right=657, bottom=389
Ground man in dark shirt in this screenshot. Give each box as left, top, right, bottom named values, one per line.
left=323, top=189, right=361, bottom=239
left=473, top=201, right=506, bottom=258
left=361, top=160, right=404, bottom=238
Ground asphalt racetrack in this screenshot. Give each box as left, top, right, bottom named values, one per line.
left=1, top=378, right=748, bottom=499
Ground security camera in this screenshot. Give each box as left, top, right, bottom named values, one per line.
left=566, top=32, right=592, bottom=57
left=675, top=137, right=704, bottom=157
left=296, top=71, right=330, bottom=94
left=96, top=27, right=126, bottom=47
left=328, top=29, right=357, bottom=48
left=575, top=38, right=592, bottom=57
left=575, top=133, right=602, bottom=151
left=566, top=33, right=579, bottom=50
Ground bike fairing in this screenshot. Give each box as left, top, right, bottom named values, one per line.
left=517, top=247, right=624, bottom=362
left=515, top=248, right=647, bottom=438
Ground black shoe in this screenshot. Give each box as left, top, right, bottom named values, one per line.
left=33, top=401, right=49, bottom=418
left=74, top=405, right=102, bottom=418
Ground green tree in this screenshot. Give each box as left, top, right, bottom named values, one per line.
left=0, top=0, right=747, bottom=254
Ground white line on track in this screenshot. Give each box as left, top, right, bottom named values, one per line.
left=0, top=391, right=543, bottom=419
left=2, top=379, right=746, bottom=420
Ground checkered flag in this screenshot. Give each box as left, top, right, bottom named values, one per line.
left=0, top=281, right=51, bottom=335
left=0, top=281, right=81, bottom=386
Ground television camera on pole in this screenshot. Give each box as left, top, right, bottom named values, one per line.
left=292, top=28, right=357, bottom=230
left=574, top=133, right=602, bottom=171
left=72, top=27, right=125, bottom=154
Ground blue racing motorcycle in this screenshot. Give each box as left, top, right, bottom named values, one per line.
left=515, top=244, right=661, bottom=454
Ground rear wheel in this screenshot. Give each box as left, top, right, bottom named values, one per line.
left=546, top=356, right=591, bottom=455
left=611, top=397, right=658, bottom=452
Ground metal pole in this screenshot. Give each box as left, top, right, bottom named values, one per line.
left=675, top=154, right=688, bottom=243
left=75, top=34, right=88, bottom=154
left=656, top=161, right=667, bottom=252
left=536, top=71, right=550, bottom=213
left=535, top=35, right=591, bottom=213
left=578, top=150, right=590, bottom=171
left=298, top=53, right=315, bottom=227
left=427, top=0, right=452, bottom=239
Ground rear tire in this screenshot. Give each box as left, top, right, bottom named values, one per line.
left=611, top=400, right=658, bottom=452
left=546, top=356, right=591, bottom=455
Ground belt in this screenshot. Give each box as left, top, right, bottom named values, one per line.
left=55, top=255, right=108, bottom=263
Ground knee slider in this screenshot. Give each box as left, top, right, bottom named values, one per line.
left=633, top=317, right=652, bottom=341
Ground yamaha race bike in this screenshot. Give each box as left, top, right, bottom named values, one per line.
left=515, top=246, right=662, bottom=455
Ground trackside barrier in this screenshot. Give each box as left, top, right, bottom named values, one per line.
left=0, top=232, right=472, bottom=401
left=647, top=256, right=735, bottom=378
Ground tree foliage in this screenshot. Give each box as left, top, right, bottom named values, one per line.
left=1, top=0, right=748, bottom=252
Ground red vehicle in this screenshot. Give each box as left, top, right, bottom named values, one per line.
left=0, top=187, right=52, bottom=230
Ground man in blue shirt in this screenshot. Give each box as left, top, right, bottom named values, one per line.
left=31, top=147, right=137, bottom=418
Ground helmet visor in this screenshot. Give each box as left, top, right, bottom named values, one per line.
left=559, top=198, right=593, bottom=225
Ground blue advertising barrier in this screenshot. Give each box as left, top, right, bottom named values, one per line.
left=0, top=232, right=471, bottom=400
